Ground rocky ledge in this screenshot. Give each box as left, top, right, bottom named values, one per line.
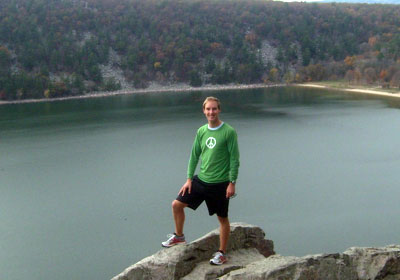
left=112, top=223, right=400, bottom=280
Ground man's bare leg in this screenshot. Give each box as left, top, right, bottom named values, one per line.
left=172, top=200, right=187, bottom=236
left=217, top=216, right=230, bottom=253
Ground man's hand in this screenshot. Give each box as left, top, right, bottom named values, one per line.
left=226, top=182, right=236, bottom=198
left=179, top=179, right=192, bottom=196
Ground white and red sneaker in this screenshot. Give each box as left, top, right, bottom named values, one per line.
left=209, top=251, right=227, bottom=265
left=161, top=233, right=186, bottom=247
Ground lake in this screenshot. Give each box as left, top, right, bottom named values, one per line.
left=1, top=86, right=400, bottom=280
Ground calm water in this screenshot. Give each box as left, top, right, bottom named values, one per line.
left=1, top=87, right=400, bottom=280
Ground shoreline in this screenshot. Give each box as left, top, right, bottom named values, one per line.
left=1, top=82, right=400, bottom=106
left=296, top=83, right=400, bottom=99
left=0, top=83, right=283, bottom=106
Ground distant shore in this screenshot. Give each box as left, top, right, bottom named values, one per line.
left=296, top=83, right=400, bottom=99
left=0, top=83, right=283, bottom=106
left=1, top=82, right=400, bottom=106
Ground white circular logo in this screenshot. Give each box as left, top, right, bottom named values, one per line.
left=206, top=137, right=216, bottom=149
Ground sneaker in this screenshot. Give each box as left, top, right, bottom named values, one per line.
left=209, top=251, right=227, bottom=265
left=161, top=233, right=186, bottom=247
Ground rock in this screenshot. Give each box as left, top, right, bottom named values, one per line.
left=345, top=246, right=400, bottom=280
left=112, top=223, right=400, bottom=280
left=111, top=223, right=274, bottom=280
left=259, top=40, right=277, bottom=66
left=220, top=245, right=400, bottom=280
left=100, top=48, right=134, bottom=90
left=181, top=248, right=267, bottom=280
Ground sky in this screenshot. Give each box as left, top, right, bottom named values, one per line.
left=275, top=0, right=400, bottom=2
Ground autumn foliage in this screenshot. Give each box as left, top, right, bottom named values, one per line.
left=1, top=0, right=400, bottom=100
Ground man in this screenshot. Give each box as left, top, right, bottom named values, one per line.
left=161, top=96, right=240, bottom=265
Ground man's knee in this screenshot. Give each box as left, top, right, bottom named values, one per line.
left=217, top=216, right=230, bottom=225
left=172, top=199, right=187, bottom=211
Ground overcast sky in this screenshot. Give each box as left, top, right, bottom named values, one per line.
left=276, top=0, right=400, bottom=2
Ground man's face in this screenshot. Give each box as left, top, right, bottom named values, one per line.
left=203, top=100, right=221, bottom=123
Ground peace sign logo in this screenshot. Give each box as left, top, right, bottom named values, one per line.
left=206, top=137, right=216, bottom=149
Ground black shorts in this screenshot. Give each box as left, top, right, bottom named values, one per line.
left=176, top=176, right=230, bottom=218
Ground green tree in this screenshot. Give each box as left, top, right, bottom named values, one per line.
left=205, top=57, right=216, bottom=74
left=88, top=65, right=103, bottom=82
left=189, top=70, right=202, bottom=87
left=102, top=77, right=122, bottom=91
left=70, top=73, right=85, bottom=95
left=388, top=34, right=400, bottom=60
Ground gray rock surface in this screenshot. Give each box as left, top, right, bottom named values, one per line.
left=112, top=223, right=399, bottom=280
left=111, top=223, right=274, bottom=280
left=220, top=246, right=400, bottom=280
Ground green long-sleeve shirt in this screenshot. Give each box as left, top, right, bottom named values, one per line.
left=187, top=122, right=240, bottom=183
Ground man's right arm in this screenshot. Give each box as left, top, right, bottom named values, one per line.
left=178, top=178, right=192, bottom=196
left=180, top=131, right=201, bottom=196
left=187, top=131, right=201, bottom=180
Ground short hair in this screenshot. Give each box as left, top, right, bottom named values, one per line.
left=203, top=96, right=221, bottom=109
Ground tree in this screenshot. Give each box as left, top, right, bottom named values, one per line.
left=388, top=34, right=400, bottom=60
left=269, top=68, right=279, bottom=83
left=211, top=64, right=229, bottom=85
left=245, top=32, right=257, bottom=46
left=368, top=36, right=377, bottom=48
left=88, top=65, right=102, bottom=82
left=302, top=64, right=326, bottom=82
left=379, top=69, right=388, bottom=83
left=345, top=70, right=355, bottom=84
left=364, top=67, right=376, bottom=84
left=354, top=69, right=362, bottom=84
left=102, top=77, right=121, bottom=91
left=189, top=69, right=202, bottom=87
left=154, top=61, right=162, bottom=70
left=302, top=48, right=311, bottom=66
left=283, top=71, right=295, bottom=84
left=70, top=73, right=85, bottom=95
left=44, top=89, right=50, bottom=98
left=205, top=57, right=216, bottom=74
left=2, top=0, right=400, bottom=99
left=49, top=81, right=68, bottom=97
left=390, top=71, right=400, bottom=88
left=344, top=56, right=356, bottom=68
left=0, top=46, right=11, bottom=76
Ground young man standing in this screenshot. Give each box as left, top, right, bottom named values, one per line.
left=162, top=96, right=240, bottom=265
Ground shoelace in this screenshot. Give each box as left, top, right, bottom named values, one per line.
left=166, top=233, right=184, bottom=241
left=166, top=234, right=174, bottom=239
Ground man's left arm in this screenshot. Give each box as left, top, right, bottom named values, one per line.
left=226, top=129, right=240, bottom=198
left=226, top=182, right=236, bottom=198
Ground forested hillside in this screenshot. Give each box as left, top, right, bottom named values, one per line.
left=1, top=0, right=400, bottom=100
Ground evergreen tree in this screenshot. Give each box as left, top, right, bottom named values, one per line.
left=189, top=69, right=202, bottom=87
